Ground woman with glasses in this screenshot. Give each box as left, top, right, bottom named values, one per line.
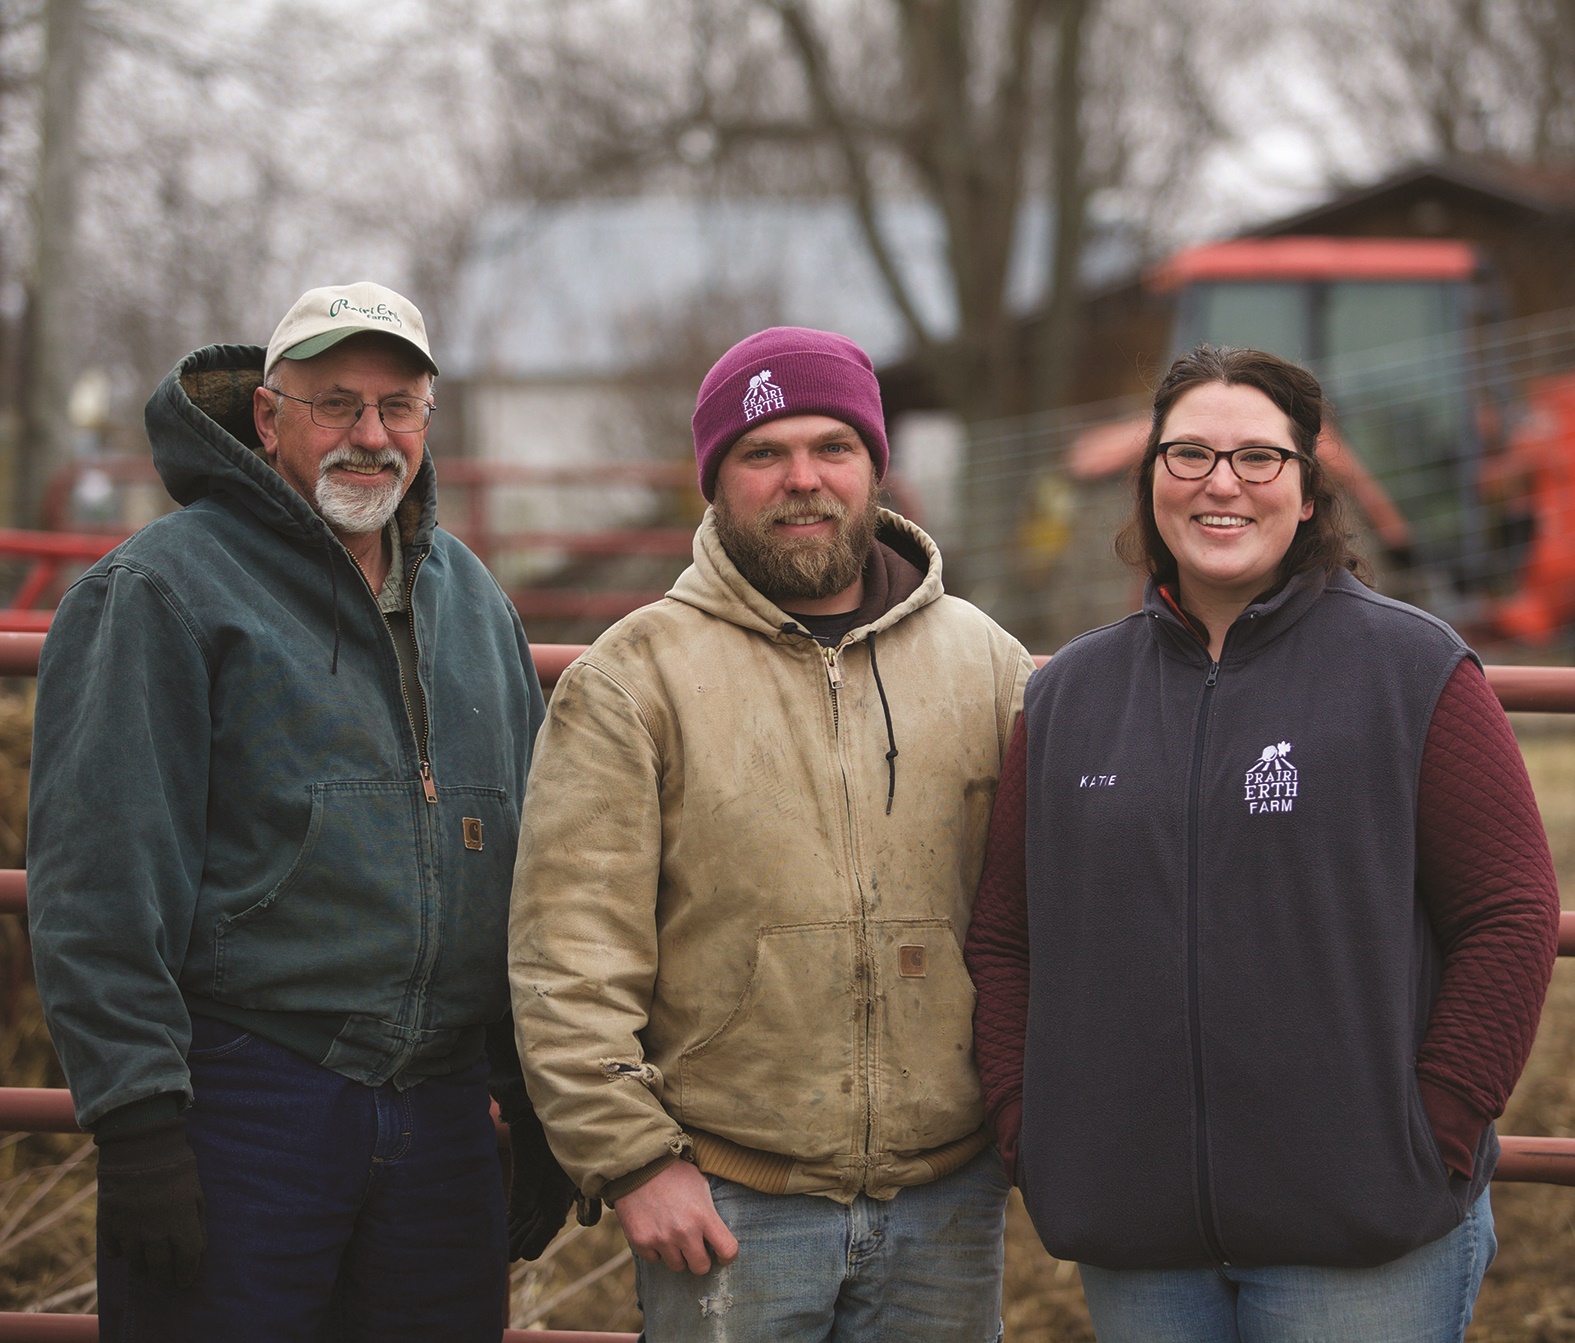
left=965, top=345, right=1561, bottom=1342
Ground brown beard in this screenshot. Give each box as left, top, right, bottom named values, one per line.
left=714, top=487, right=882, bottom=603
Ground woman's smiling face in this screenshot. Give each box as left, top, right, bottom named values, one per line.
left=1152, top=381, right=1313, bottom=617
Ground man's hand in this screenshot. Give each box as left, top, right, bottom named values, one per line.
left=614, top=1159, right=738, bottom=1275
left=94, top=1120, right=206, bottom=1290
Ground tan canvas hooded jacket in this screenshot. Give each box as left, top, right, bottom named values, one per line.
left=510, top=509, right=1033, bottom=1203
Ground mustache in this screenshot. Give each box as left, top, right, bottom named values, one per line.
left=761, top=498, right=849, bottom=527
left=317, top=446, right=408, bottom=480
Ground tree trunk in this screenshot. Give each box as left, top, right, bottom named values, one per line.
left=1036, top=0, right=1092, bottom=413
left=19, top=0, right=86, bottom=529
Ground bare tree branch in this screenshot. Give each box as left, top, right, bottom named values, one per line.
left=770, top=0, right=941, bottom=356
left=1037, top=0, right=1091, bottom=409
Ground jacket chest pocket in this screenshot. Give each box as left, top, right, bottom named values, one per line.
left=871, top=918, right=983, bottom=1145
left=677, top=922, right=860, bottom=1150
left=213, top=780, right=426, bottom=1014
left=425, top=785, right=518, bottom=1024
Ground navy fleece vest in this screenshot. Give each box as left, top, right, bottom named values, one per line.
left=1019, top=569, right=1484, bottom=1270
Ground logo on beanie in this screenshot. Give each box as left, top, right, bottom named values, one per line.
left=742, top=368, right=786, bottom=422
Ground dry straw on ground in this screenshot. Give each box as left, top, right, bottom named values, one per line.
left=1, top=694, right=1573, bottom=1337
left=0, top=684, right=102, bottom=1317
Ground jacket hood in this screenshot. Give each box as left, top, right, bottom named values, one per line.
left=667, top=507, right=943, bottom=640
left=143, top=343, right=437, bottom=550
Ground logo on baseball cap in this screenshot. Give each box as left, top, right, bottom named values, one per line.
left=265, top=281, right=439, bottom=380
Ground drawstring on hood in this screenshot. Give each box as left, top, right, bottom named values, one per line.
left=775, top=619, right=903, bottom=814
left=868, top=631, right=899, bottom=814
left=325, top=540, right=342, bottom=675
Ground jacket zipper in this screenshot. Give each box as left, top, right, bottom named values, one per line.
left=403, top=552, right=436, bottom=802
left=824, top=642, right=845, bottom=726
left=346, top=543, right=436, bottom=803
left=1186, top=656, right=1230, bottom=1265
left=820, top=638, right=875, bottom=1164
left=339, top=538, right=441, bottom=1030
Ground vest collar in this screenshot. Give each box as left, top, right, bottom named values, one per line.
left=1144, top=566, right=1335, bottom=665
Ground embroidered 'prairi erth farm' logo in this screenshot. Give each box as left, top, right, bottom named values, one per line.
left=1245, top=740, right=1298, bottom=814
left=742, top=368, right=786, bottom=421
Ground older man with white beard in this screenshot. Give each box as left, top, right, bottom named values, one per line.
left=28, top=283, right=578, bottom=1342
left=511, top=327, right=1035, bottom=1342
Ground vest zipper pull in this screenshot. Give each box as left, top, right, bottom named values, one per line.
left=420, top=759, right=437, bottom=803
left=824, top=645, right=845, bottom=689
left=1206, top=661, right=1220, bottom=687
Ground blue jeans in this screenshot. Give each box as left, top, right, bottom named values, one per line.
left=634, top=1147, right=1009, bottom=1342
left=98, top=1017, right=507, bottom=1342
left=1077, top=1189, right=1496, bottom=1343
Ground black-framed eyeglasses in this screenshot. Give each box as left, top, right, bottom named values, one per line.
left=269, top=388, right=433, bottom=434
left=1158, top=441, right=1303, bottom=483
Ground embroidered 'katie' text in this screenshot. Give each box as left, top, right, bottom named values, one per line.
left=1079, top=774, right=1117, bottom=788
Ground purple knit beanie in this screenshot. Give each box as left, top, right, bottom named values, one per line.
left=691, top=327, right=889, bottom=500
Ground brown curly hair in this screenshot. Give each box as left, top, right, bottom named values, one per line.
left=1115, top=344, right=1370, bottom=588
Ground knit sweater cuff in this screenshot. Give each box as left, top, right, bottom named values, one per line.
left=1418, top=1075, right=1491, bottom=1180
left=993, top=1096, right=1022, bottom=1184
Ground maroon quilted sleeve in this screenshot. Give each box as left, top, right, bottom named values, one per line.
left=965, top=717, right=1030, bottom=1179
left=1415, top=659, right=1562, bottom=1178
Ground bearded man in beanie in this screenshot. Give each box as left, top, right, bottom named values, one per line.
left=29, top=282, right=580, bottom=1341
left=511, top=326, right=1034, bottom=1340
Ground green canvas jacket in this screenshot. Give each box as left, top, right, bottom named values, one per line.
left=29, top=343, right=544, bottom=1129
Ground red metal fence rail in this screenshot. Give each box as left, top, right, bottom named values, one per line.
left=28, top=460, right=709, bottom=624
left=3, top=641, right=1575, bottom=1335
left=11, top=460, right=928, bottom=627
left=10, top=459, right=699, bottom=625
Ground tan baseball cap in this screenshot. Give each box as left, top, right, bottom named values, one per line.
left=264, top=281, right=439, bottom=380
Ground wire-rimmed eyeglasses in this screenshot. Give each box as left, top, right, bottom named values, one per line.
left=269, top=388, right=433, bottom=434
left=1158, top=441, right=1304, bottom=484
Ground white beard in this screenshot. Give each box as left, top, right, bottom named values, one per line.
left=313, top=447, right=408, bottom=535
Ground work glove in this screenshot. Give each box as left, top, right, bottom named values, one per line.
left=496, top=1091, right=600, bottom=1260
left=94, top=1119, right=206, bottom=1290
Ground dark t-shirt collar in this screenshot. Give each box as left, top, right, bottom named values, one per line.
left=783, top=539, right=927, bottom=647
